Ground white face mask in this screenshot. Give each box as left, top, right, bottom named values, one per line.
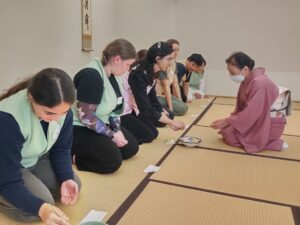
left=230, top=74, right=245, bottom=83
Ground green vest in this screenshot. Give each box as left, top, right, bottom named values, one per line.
left=0, top=90, right=66, bottom=168
left=189, top=72, right=204, bottom=90
left=73, top=58, right=124, bottom=125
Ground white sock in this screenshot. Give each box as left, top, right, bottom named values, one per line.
left=282, top=142, right=289, bottom=149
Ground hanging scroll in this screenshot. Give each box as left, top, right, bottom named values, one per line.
left=82, top=0, right=93, bottom=51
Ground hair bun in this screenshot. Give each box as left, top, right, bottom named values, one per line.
left=249, top=59, right=255, bottom=70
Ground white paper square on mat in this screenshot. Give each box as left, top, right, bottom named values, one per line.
left=78, top=210, right=107, bottom=224
left=144, top=164, right=160, bottom=173
left=165, top=139, right=175, bottom=145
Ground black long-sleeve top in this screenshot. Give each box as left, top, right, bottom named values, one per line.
left=128, top=67, right=163, bottom=122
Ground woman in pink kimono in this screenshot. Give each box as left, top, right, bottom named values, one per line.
left=211, top=52, right=288, bottom=153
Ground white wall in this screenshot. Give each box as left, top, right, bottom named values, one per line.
left=204, top=70, right=300, bottom=101
left=0, top=0, right=116, bottom=90
left=174, top=0, right=300, bottom=100
left=113, top=0, right=176, bottom=51
left=0, top=0, right=176, bottom=92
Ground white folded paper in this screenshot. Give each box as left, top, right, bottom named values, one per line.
left=143, top=164, right=160, bottom=173
left=78, top=210, right=107, bottom=224
left=165, top=139, right=175, bottom=145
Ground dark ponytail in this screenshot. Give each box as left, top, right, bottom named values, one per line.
left=226, top=52, right=255, bottom=70
left=0, top=68, right=75, bottom=107
left=139, top=41, right=173, bottom=84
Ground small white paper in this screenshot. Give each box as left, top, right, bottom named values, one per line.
left=200, top=104, right=208, bottom=108
left=78, top=210, right=107, bottom=224
left=165, top=139, right=175, bottom=145
left=191, top=114, right=198, bottom=118
left=144, top=164, right=160, bottom=173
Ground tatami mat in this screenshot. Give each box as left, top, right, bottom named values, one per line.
left=286, top=110, right=300, bottom=136
left=197, top=104, right=300, bottom=136
left=117, top=181, right=294, bottom=225
left=0, top=98, right=209, bottom=224
left=1, top=96, right=298, bottom=224
left=179, top=98, right=213, bottom=125
left=0, top=129, right=182, bottom=225
left=152, top=145, right=300, bottom=206
left=187, top=125, right=300, bottom=160
left=60, top=125, right=194, bottom=224
left=213, top=97, right=236, bottom=105
left=293, top=102, right=300, bottom=110
left=196, top=104, right=233, bottom=126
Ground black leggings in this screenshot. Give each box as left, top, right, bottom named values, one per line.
left=121, top=114, right=156, bottom=144
left=72, top=126, right=139, bottom=174
left=179, top=85, right=187, bottom=103
left=153, top=107, right=174, bottom=127
left=137, top=107, right=174, bottom=137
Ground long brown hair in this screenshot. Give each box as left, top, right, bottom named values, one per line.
left=0, top=68, right=75, bottom=107
left=101, top=39, right=136, bottom=66
left=166, top=39, right=180, bottom=46
left=0, top=77, right=31, bottom=101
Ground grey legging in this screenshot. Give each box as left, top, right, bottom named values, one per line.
left=0, top=154, right=81, bottom=222
left=157, top=95, right=188, bottom=116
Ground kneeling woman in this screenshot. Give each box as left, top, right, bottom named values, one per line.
left=211, top=52, right=287, bottom=153
left=0, top=68, right=80, bottom=224
left=128, top=42, right=185, bottom=137
left=72, top=39, right=139, bottom=174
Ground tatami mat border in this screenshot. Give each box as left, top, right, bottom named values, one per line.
left=149, top=179, right=300, bottom=225
left=107, top=96, right=299, bottom=225
left=106, top=98, right=216, bottom=224
left=109, top=177, right=300, bottom=225
left=156, top=97, right=216, bottom=166
left=185, top=130, right=300, bottom=163
left=149, top=179, right=300, bottom=208
left=292, top=207, right=300, bottom=225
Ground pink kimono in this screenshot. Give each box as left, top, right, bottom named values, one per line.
left=220, top=68, right=286, bottom=153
